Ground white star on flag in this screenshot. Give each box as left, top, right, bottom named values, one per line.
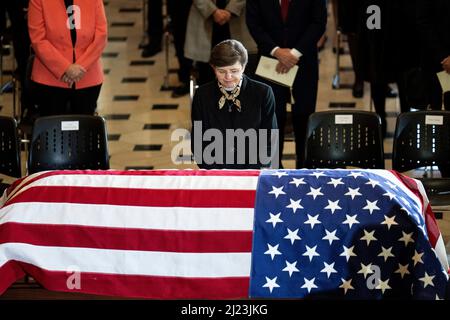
left=395, top=263, right=410, bottom=279
left=340, top=245, right=357, bottom=262
left=289, top=177, right=306, bottom=187
left=301, top=277, right=318, bottom=293
left=304, top=214, right=321, bottom=229
left=357, top=263, right=374, bottom=279
left=419, top=272, right=435, bottom=288
left=365, top=178, right=381, bottom=188
left=263, top=276, right=280, bottom=293
left=272, top=171, right=288, bottom=178
left=398, top=231, right=415, bottom=247
left=310, top=171, right=326, bottom=179
left=302, top=245, right=320, bottom=261
left=348, top=171, right=363, bottom=179
left=286, top=199, right=303, bottom=213
left=383, top=191, right=396, bottom=200
left=322, top=229, right=340, bottom=245
left=343, top=214, right=360, bottom=229
left=344, top=187, right=362, bottom=200
left=376, top=279, right=391, bottom=294
left=264, top=244, right=282, bottom=260
left=265, top=212, right=283, bottom=228
left=381, top=215, right=398, bottom=230
left=412, top=250, right=424, bottom=266
left=321, top=262, right=338, bottom=278
left=324, top=200, right=342, bottom=214
left=306, top=187, right=324, bottom=199
left=282, top=261, right=300, bottom=277
left=360, top=229, right=377, bottom=246
left=378, top=246, right=395, bottom=262
left=327, top=178, right=344, bottom=188
left=363, top=200, right=380, bottom=214
left=268, top=186, right=286, bottom=199
left=340, top=278, right=355, bottom=294
left=284, top=228, right=301, bottom=245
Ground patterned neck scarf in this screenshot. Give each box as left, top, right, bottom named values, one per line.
left=218, top=80, right=242, bottom=112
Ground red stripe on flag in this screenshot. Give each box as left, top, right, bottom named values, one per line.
left=5, top=186, right=256, bottom=208
left=4, top=169, right=260, bottom=200
left=0, top=223, right=253, bottom=252
left=390, top=170, right=440, bottom=248
left=0, top=261, right=26, bottom=296
left=9, top=262, right=249, bottom=299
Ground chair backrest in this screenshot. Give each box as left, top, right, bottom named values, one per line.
left=392, top=111, right=450, bottom=173
left=304, top=110, right=385, bottom=169
left=0, top=116, right=21, bottom=178
left=28, top=115, right=110, bottom=174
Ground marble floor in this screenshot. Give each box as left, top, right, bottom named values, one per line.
left=0, top=0, right=401, bottom=174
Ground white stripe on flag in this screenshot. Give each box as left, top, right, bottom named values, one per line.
left=0, top=202, right=254, bottom=231
left=15, top=173, right=257, bottom=190
left=0, top=243, right=251, bottom=277
left=6, top=174, right=258, bottom=203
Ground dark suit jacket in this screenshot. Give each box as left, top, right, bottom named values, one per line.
left=357, top=0, right=421, bottom=83
left=417, top=0, right=450, bottom=72
left=191, top=75, right=278, bottom=169
left=246, top=0, right=327, bottom=58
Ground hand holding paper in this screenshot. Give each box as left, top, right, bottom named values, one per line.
left=256, top=56, right=299, bottom=88
left=437, top=71, right=450, bottom=93
left=273, top=48, right=299, bottom=71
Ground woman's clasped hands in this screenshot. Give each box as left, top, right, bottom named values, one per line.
left=62, top=64, right=86, bottom=87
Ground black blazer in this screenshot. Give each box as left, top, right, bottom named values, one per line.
left=246, top=0, right=327, bottom=57
left=191, top=75, right=278, bottom=169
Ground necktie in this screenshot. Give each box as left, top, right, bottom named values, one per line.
left=280, top=0, right=290, bottom=22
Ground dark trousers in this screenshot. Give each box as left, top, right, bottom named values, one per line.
left=167, top=0, right=192, bottom=84
left=429, top=73, right=450, bottom=110
left=347, top=33, right=363, bottom=85
left=33, top=82, right=101, bottom=116
left=1, top=1, right=30, bottom=108
left=370, top=74, right=410, bottom=138
left=147, top=0, right=163, bottom=45
left=259, top=55, right=319, bottom=168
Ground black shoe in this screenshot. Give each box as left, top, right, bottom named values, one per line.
left=141, top=43, right=162, bottom=58
left=171, top=83, right=190, bottom=98
left=352, top=82, right=364, bottom=98
left=386, top=85, right=398, bottom=98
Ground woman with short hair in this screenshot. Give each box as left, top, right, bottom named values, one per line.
left=191, top=39, right=278, bottom=169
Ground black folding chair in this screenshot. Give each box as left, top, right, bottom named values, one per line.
left=28, top=115, right=110, bottom=174
left=0, top=116, right=22, bottom=193
left=392, top=111, right=450, bottom=207
left=304, top=110, right=385, bottom=169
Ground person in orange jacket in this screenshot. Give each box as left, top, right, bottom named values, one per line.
left=28, top=0, right=107, bottom=116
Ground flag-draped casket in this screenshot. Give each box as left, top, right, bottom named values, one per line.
left=0, top=169, right=448, bottom=299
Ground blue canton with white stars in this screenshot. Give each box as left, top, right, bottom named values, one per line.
left=249, top=169, right=448, bottom=299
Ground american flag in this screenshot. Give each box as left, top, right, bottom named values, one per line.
left=250, top=169, right=449, bottom=299
left=0, top=170, right=259, bottom=299
left=0, top=169, right=448, bottom=299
